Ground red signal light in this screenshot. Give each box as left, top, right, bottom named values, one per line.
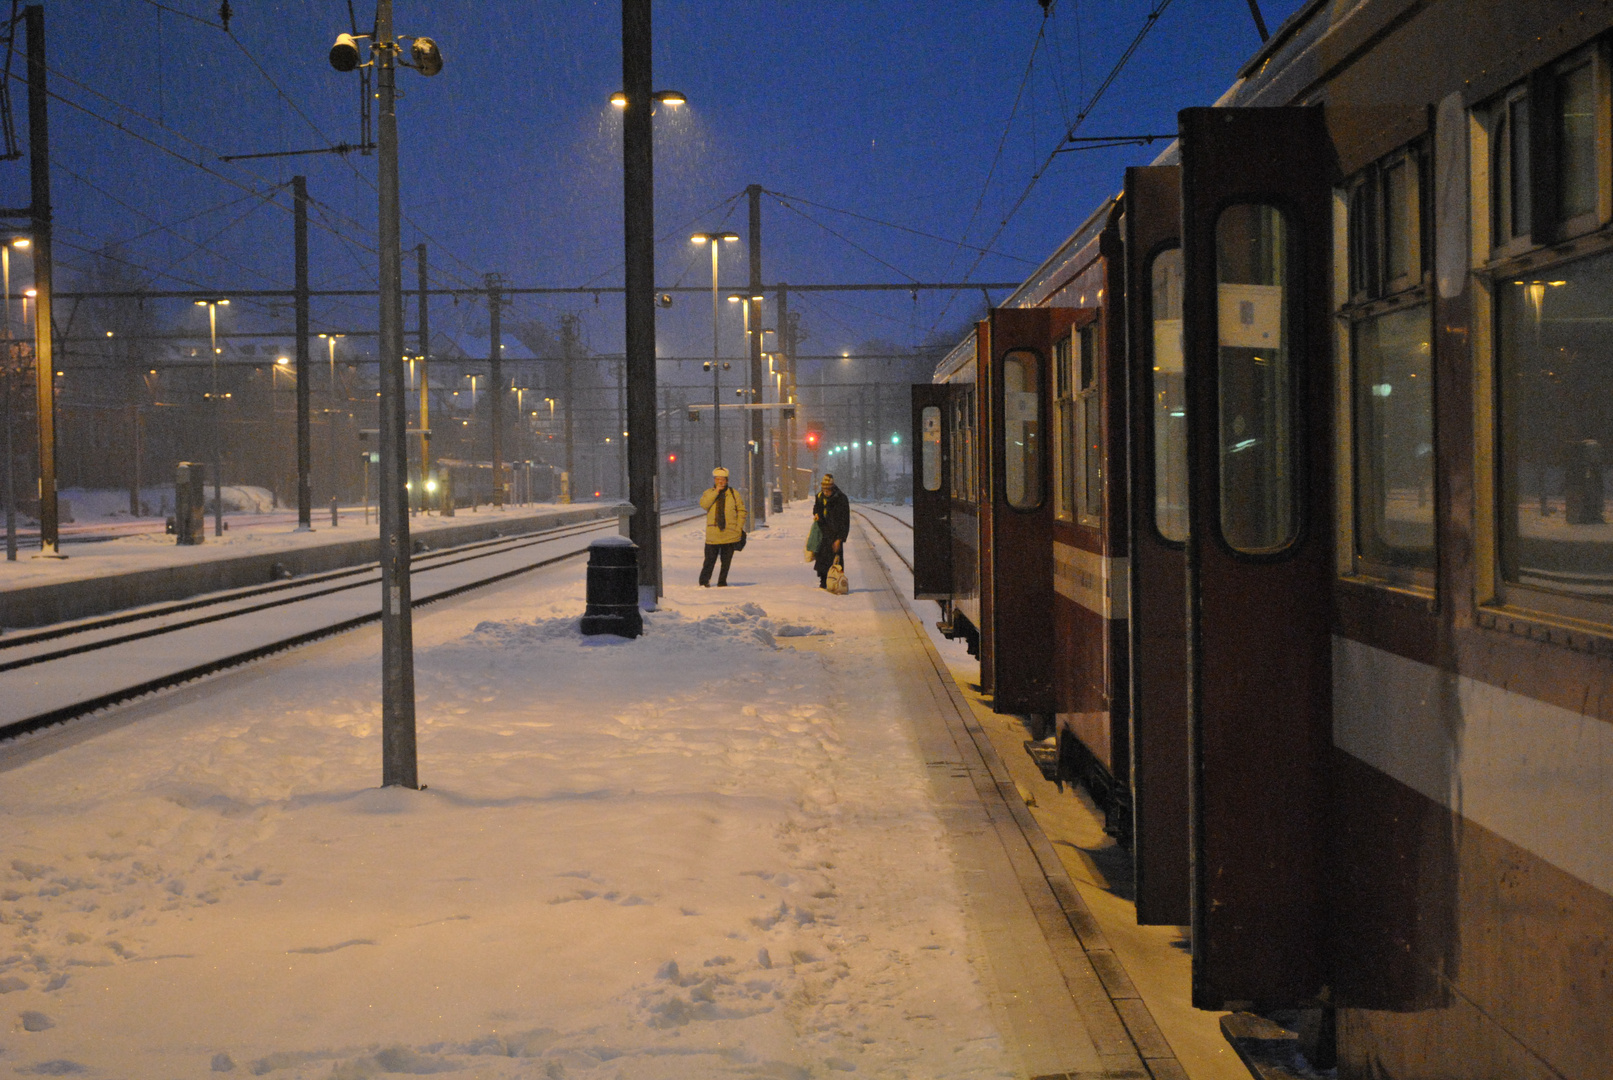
left=668, top=452, right=677, bottom=463
left=805, top=431, right=819, bottom=448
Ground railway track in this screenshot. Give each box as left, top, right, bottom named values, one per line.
left=853, top=504, right=914, bottom=575
left=0, top=509, right=704, bottom=741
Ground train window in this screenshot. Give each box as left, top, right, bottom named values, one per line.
left=1078, top=326, right=1102, bottom=525
left=1558, top=56, right=1600, bottom=222
left=1151, top=248, right=1188, bottom=542
left=1498, top=250, right=1613, bottom=600
left=1053, top=334, right=1076, bottom=520
left=1382, top=152, right=1423, bottom=291
left=1002, top=349, right=1043, bottom=510
left=1494, top=86, right=1532, bottom=249
left=921, top=406, right=942, bottom=492
left=1353, top=305, right=1435, bottom=569
left=1216, top=204, right=1296, bottom=554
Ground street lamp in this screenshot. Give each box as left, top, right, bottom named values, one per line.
left=195, top=298, right=229, bottom=537
left=1, top=237, right=27, bottom=562
left=692, top=231, right=739, bottom=469
left=327, top=2, right=444, bottom=790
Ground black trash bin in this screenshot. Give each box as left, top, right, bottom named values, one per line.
left=580, top=536, right=643, bottom=638
left=174, top=462, right=206, bottom=545
left=771, top=488, right=783, bottom=514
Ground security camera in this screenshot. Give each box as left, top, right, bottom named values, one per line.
left=411, top=36, right=444, bottom=77
left=329, top=33, right=361, bottom=72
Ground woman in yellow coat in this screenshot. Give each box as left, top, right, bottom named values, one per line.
left=697, top=466, right=747, bottom=587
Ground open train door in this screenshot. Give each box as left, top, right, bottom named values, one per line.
left=983, top=307, right=1055, bottom=715
left=911, top=384, right=952, bottom=599
left=1124, top=165, right=1190, bottom=927
left=1179, top=106, right=1335, bottom=1009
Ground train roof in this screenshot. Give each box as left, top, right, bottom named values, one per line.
left=934, top=326, right=976, bottom=382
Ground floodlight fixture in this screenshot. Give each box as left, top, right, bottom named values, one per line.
left=654, top=90, right=686, bottom=106
left=409, top=36, right=443, bottom=76
left=329, top=32, right=362, bottom=72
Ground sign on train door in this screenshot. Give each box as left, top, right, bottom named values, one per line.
left=1179, top=106, right=1335, bottom=1009
left=911, top=384, right=953, bottom=598
left=1124, top=164, right=1191, bottom=928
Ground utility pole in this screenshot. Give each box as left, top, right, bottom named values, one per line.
left=617, top=358, right=626, bottom=497
left=486, top=272, right=505, bottom=507
left=374, top=0, right=417, bottom=789
left=622, top=0, right=662, bottom=601
left=561, top=313, right=577, bottom=503
left=747, top=184, right=765, bottom=527
left=25, top=6, right=59, bottom=558
left=872, top=381, right=882, bottom=501
left=417, top=243, right=430, bottom=499
left=777, top=285, right=792, bottom=501
left=293, top=176, right=312, bottom=530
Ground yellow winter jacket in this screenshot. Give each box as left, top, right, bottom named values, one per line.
left=699, top=485, right=747, bottom=545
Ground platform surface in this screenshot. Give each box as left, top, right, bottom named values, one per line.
left=0, top=503, right=1205, bottom=1079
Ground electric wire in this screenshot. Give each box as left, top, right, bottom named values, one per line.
left=761, top=189, right=1034, bottom=264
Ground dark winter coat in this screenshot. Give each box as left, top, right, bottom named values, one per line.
left=813, top=486, right=850, bottom=547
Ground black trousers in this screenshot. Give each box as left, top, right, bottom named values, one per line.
left=700, top=542, right=738, bottom=586
left=813, top=542, right=842, bottom=587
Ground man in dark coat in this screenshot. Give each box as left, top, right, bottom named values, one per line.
left=811, top=473, right=850, bottom=590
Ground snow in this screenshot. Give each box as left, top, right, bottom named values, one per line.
left=0, top=505, right=1019, bottom=1078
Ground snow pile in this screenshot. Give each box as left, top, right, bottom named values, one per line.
left=0, top=509, right=1014, bottom=1079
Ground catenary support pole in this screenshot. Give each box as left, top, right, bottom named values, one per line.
left=562, top=313, right=577, bottom=503
left=487, top=273, right=503, bottom=507
left=25, top=6, right=59, bottom=558
left=747, top=184, right=765, bottom=526
left=417, top=244, right=430, bottom=501
left=622, top=0, right=662, bottom=599
left=778, top=285, right=793, bottom=501
left=375, top=0, right=417, bottom=789
left=293, top=176, right=312, bottom=530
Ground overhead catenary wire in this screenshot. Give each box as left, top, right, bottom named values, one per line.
left=762, top=189, right=1035, bottom=265
left=932, top=0, right=1175, bottom=332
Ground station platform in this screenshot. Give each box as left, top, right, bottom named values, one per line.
left=0, top=501, right=623, bottom=629
left=0, top=503, right=1249, bottom=1079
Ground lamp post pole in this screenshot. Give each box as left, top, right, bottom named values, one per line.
left=293, top=176, right=312, bottom=530
left=691, top=231, right=738, bottom=471
left=374, top=0, right=417, bottom=789
left=198, top=298, right=228, bottom=537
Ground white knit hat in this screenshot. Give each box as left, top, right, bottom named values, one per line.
left=712, top=466, right=730, bottom=478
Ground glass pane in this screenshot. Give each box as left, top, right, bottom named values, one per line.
left=1002, top=349, right=1042, bottom=510
left=1500, top=251, right=1613, bottom=594
left=1083, top=392, right=1102, bottom=519
left=1054, top=336, right=1075, bottom=518
left=1384, top=159, right=1412, bottom=282
left=1354, top=304, right=1434, bottom=568
left=1216, top=204, right=1295, bottom=554
left=921, top=406, right=942, bottom=492
left=1152, top=249, right=1188, bottom=541
left=1559, top=61, right=1598, bottom=220
left=1509, top=96, right=1533, bottom=239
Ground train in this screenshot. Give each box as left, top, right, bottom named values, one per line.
left=912, top=2, right=1613, bottom=1074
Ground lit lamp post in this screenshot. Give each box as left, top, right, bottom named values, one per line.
left=195, top=298, right=229, bottom=537
left=2, top=237, right=28, bottom=562
left=318, top=332, right=345, bottom=506
left=728, top=292, right=764, bottom=519
left=328, top=4, right=444, bottom=790
left=692, top=231, right=739, bottom=470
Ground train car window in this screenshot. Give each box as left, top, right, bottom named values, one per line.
left=1557, top=54, right=1600, bottom=225
left=1053, top=334, right=1077, bottom=520
left=1498, top=251, right=1613, bottom=599
left=1077, top=326, right=1102, bottom=526
left=1353, top=305, right=1435, bottom=568
left=1344, top=140, right=1435, bottom=578
left=1494, top=87, right=1532, bottom=249
left=1002, top=349, right=1043, bottom=510
left=1216, top=204, right=1296, bottom=554
left=921, top=406, right=942, bottom=492
left=1151, top=249, right=1188, bottom=541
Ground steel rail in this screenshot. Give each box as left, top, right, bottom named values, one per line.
left=0, top=510, right=704, bottom=742
left=851, top=505, right=914, bottom=575
left=0, top=516, right=620, bottom=654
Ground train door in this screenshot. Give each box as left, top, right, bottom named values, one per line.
left=1179, top=106, right=1335, bottom=1009
left=1124, top=164, right=1190, bottom=927
left=983, top=307, right=1056, bottom=714
left=911, top=384, right=952, bottom=598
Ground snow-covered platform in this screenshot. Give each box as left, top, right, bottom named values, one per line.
left=0, top=504, right=1237, bottom=1079
left=0, top=501, right=623, bottom=629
